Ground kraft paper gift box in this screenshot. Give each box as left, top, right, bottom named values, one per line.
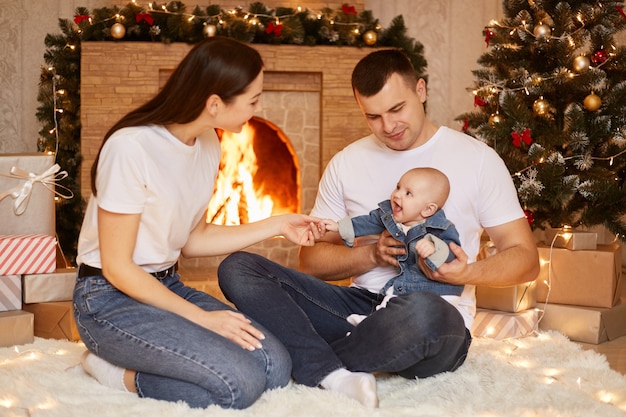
left=0, top=153, right=56, bottom=236
left=544, top=228, right=597, bottom=250
left=0, top=310, right=34, bottom=347
left=535, top=243, right=622, bottom=308
left=537, top=298, right=626, bottom=344
left=23, top=268, right=77, bottom=304
left=23, top=301, right=80, bottom=342
left=0, top=234, right=56, bottom=275
left=476, top=280, right=537, bottom=312
left=471, top=308, right=538, bottom=340
left=0, top=275, right=22, bottom=311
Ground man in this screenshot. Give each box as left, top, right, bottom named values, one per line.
left=218, top=49, right=539, bottom=408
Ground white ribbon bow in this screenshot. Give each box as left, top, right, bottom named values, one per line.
left=0, top=163, right=74, bottom=215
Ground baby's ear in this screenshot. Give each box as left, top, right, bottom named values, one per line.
left=422, top=202, right=438, bottom=217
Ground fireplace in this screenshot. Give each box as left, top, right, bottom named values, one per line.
left=210, top=117, right=300, bottom=225
left=80, top=42, right=374, bottom=279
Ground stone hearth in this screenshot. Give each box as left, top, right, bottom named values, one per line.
left=80, top=42, right=374, bottom=279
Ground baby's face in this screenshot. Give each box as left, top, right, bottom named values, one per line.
left=389, top=174, right=432, bottom=225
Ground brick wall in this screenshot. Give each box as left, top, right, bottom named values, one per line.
left=80, top=42, right=373, bottom=200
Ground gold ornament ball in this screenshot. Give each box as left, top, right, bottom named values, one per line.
left=110, top=22, right=126, bottom=39
left=533, top=97, right=550, bottom=116
left=488, top=113, right=503, bottom=126
left=363, top=30, right=377, bottom=46
left=203, top=24, right=217, bottom=37
left=533, top=23, right=551, bottom=39
left=573, top=55, right=590, bottom=72
left=584, top=93, right=602, bottom=111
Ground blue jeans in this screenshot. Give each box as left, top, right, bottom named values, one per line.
left=72, top=271, right=291, bottom=409
left=218, top=252, right=471, bottom=387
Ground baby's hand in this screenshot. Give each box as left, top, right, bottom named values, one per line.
left=415, top=239, right=436, bottom=258
left=320, top=219, right=339, bottom=232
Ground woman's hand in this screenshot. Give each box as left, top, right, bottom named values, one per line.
left=198, top=310, right=266, bottom=351
left=278, top=214, right=327, bottom=246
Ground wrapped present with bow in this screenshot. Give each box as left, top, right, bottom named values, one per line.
left=0, top=153, right=72, bottom=235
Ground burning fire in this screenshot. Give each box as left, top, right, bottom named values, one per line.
left=207, top=122, right=274, bottom=225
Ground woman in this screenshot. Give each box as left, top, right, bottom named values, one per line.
left=73, top=37, right=322, bottom=409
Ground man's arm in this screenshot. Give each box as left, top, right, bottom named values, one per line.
left=299, top=230, right=404, bottom=281
left=421, top=218, right=539, bottom=287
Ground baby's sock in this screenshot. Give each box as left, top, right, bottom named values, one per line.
left=320, top=368, right=379, bottom=408
left=81, top=351, right=128, bottom=392
left=346, top=313, right=367, bottom=326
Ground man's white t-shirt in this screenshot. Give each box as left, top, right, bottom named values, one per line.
left=310, top=126, right=524, bottom=328
left=77, top=125, right=221, bottom=273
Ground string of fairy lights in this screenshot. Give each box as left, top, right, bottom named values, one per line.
left=467, top=3, right=626, bottom=180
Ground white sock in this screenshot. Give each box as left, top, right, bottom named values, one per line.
left=346, top=313, right=367, bottom=326
left=320, top=368, right=378, bottom=408
left=81, top=351, right=128, bottom=392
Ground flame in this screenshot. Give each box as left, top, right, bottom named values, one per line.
left=208, top=122, right=274, bottom=225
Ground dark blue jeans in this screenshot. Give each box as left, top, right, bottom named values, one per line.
left=73, top=271, right=291, bottom=409
left=218, top=251, right=471, bottom=387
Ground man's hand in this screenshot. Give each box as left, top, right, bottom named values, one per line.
left=419, top=242, right=469, bottom=285
left=372, top=230, right=404, bottom=268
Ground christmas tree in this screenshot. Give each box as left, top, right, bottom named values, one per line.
left=458, top=0, right=626, bottom=239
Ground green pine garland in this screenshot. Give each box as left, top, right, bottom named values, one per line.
left=36, top=2, right=427, bottom=264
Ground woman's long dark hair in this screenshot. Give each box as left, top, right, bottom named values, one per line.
left=90, top=36, right=263, bottom=195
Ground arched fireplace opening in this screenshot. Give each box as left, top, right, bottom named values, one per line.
left=208, top=116, right=300, bottom=225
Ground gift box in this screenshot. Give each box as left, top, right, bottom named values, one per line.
left=0, top=234, right=56, bottom=275
left=0, top=310, right=34, bottom=347
left=23, top=301, right=80, bottom=341
left=0, top=153, right=56, bottom=236
left=23, top=268, right=77, bottom=304
left=471, top=308, right=539, bottom=340
left=537, top=298, right=626, bottom=344
left=544, top=227, right=597, bottom=250
left=535, top=243, right=622, bottom=308
left=476, top=281, right=537, bottom=312
left=0, top=275, right=22, bottom=311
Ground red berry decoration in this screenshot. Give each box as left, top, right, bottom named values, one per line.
left=592, top=49, right=608, bottom=65
left=524, top=209, right=534, bottom=225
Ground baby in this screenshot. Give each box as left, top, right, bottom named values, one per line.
left=322, top=167, right=464, bottom=325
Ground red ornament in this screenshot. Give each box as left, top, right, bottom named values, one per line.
left=617, top=5, right=626, bottom=21
left=265, top=21, right=284, bottom=36
left=74, top=14, right=90, bottom=24
left=342, top=4, right=358, bottom=15
left=524, top=209, right=534, bottom=225
left=462, top=118, right=469, bottom=133
left=484, top=28, right=495, bottom=47
left=592, top=49, right=608, bottom=65
left=136, top=13, right=154, bottom=26
left=473, top=95, right=487, bottom=107
left=512, top=128, right=533, bottom=147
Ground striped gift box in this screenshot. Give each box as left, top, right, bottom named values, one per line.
left=0, top=275, right=21, bottom=311
left=0, top=234, right=56, bottom=275
left=471, top=308, right=539, bottom=340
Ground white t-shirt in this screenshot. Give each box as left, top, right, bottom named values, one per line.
left=77, top=125, right=221, bottom=273
left=310, top=126, right=524, bottom=328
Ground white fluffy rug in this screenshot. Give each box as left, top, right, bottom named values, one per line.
left=1, top=331, right=625, bottom=417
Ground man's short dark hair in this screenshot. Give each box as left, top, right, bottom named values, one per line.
left=351, top=49, right=419, bottom=97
